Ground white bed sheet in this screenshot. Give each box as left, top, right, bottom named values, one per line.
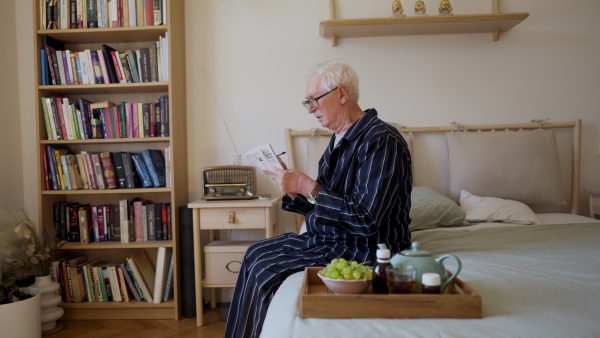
left=261, top=214, right=600, bottom=338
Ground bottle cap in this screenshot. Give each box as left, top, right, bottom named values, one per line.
left=422, top=272, right=441, bottom=286
left=376, top=249, right=391, bottom=259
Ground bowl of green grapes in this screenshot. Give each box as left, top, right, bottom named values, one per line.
left=318, top=258, right=373, bottom=294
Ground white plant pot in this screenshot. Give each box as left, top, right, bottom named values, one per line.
left=0, top=287, right=42, bottom=338
left=30, top=275, right=64, bottom=331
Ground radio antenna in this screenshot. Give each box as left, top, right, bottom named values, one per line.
left=201, top=68, right=240, bottom=155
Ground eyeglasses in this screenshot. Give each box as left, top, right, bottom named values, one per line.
left=302, top=87, right=339, bottom=110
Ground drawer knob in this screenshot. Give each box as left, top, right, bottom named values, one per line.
left=229, top=211, right=235, bottom=223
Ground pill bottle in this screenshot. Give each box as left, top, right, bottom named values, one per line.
left=372, top=249, right=391, bottom=294
left=421, top=272, right=442, bottom=294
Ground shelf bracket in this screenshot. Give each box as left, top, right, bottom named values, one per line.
left=492, top=0, right=501, bottom=41
left=329, top=0, right=337, bottom=46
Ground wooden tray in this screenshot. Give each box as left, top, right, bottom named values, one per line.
left=300, top=267, right=482, bottom=319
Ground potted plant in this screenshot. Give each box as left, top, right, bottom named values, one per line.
left=0, top=270, right=42, bottom=338
left=0, top=208, right=65, bottom=332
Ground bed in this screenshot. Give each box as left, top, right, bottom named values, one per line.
left=260, top=119, right=600, bottom=338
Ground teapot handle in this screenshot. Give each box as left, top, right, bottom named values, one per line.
left=436, top=254, right=462, bottom=293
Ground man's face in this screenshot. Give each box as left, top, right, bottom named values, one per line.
left=305, top=75, right=343, bottom=131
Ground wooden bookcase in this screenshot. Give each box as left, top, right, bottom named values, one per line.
left=32, top=0, right=187, bottom=320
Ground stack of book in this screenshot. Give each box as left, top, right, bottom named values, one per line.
left=50, top=248, right=174, bottom=304
left=41, top=97, right=169, bottom=141
left=41, top=0, right=167, bottom=30
left=41, top=34, right=168, bottom=86
left=53, top=199, right=172, bottom=243
left=43, top=147, right=169, bottom=191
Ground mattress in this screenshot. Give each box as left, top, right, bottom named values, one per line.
left=260, top=214, right=600, bottom=338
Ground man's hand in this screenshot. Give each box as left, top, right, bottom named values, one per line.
left=265, top=166, right=317, bottom=200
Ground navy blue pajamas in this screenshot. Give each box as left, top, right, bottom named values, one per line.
left=225, top=109, right=412, bottom=338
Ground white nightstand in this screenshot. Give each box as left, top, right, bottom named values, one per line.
left=187, top=197, right=281, bottom=326
left=583, top=188, right=600, bottom=220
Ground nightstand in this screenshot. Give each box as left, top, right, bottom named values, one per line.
left=187, top=197, right=281, bottom=326
left=583, top=188, right=600, bottom=219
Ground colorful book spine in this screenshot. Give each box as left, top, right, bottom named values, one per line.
left=99, top=152, right=118, bottom=189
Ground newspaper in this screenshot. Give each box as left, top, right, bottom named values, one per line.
left=243, top=144, right=284, bottom=190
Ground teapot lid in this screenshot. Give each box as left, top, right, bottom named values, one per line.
left=400, top=242, right=431, bottom=257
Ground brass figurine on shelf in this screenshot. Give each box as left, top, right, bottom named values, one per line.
left=391, top=1, right=406, bottom=17
left=414, top=1, right=427, bottom=16
left=438, top=0, right=454, bottom=15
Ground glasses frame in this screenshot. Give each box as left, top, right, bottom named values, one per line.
left=302, top=86, right=339, bottom=110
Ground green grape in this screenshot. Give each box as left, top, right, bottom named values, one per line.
left=352, top=270, right=361, bottom=280
left=351, top=261, right=359, bottom=268
left=329, top=270, right=340, bottom=279
left=330, top=259, right=339, bottom=266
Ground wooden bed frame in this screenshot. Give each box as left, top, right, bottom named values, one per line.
left=285, top=120, right=582, bottom=233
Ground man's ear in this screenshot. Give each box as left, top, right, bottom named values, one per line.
left=338, top=85, right=349, bottom=104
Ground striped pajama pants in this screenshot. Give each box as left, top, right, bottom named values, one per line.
left=224, top=233, right=332, bottom=338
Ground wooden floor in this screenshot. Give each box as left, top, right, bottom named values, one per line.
left=45, top=307, right=226, bottom=338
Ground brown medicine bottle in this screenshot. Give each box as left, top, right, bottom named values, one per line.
left=421, top=272, right=442, bottom=294
left=372, top=249, right=392, bottom=294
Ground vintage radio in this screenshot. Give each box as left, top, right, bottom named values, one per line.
left=202, top=166, right=256, bottom=200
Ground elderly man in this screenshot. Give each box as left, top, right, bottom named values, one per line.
left=225, top=59, right=412, bottom=338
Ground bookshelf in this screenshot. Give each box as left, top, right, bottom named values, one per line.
left=32, top=0, right=187, bottom=320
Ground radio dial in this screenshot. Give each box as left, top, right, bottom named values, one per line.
left=240, top=188, right=246, bottom=193
left=209, top=188, right=216, bottom=194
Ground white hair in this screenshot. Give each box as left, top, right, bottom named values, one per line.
left=305, top=59, right=360, bottom=103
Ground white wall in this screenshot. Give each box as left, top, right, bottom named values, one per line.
left=13, top=0, right=600, bottom=235
left=0, top=0, right=24, bottom=211
left=185, top=0, right=600, bottom=234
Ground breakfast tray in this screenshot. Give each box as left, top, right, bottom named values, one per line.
left=300, top=267, right=482, bottom=319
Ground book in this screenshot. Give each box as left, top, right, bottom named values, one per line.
left=162, top=249, right=174, bottom=302
left=84, top=261, right=103, bottom=302
left=140, top=149, right=166, bottom=187
left=131, top=153, right=152, bottom=188
left=90, top=50, right=105, bottom=84
left=139, top=47, right=150, bottom=82
left=121, top=152, right=138, bottom=188
left=111, top=152, right=126, bottom=188
left=101, top=44, right=119, bottom=83
left=123, top=260, right=146, bottom=301
left=146, top=203, right=155, bottom=240
left=154, top=203, right=163, bottom=240
left=119, top=262, right=141, bottom=301
left=126, top=250, right=155, bottom=302
left=119, top=199, right=130, bottom=243
left=110, top=204, right=121, bottom=242
left=92, top=264, right=107, bottom=301
left=115, top=265, right=132, bottom=302
left=132, top=200, right=148, bottom=241
left=78, top=206, right=92, bottom=244
left=99, top=151, right=118, bottom=189
left=91, top=153, right=107, bottom=189
left=107, top=264, right=123, bottom=301
left=243, top=144, right=284, bottom=190
left=152, top=247, right=170, bottom=304
left=87, top=0, right=98, bottom=27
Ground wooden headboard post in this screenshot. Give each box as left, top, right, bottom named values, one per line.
left=285, top=120, right=582, bottom=232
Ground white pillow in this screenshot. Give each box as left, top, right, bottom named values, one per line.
left=459, top=190, right=540, bottom=225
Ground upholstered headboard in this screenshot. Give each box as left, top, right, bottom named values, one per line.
left=285, top=120, right=581, bottom=233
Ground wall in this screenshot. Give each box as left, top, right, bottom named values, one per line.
left=185, top=0, right=600, bottom=234
left=0, top=0, right=24, bottom=211
left=12, top=0, right=600, bottom=234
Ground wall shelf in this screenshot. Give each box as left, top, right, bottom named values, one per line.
left=322, top=0, right=529, bottom=45
left=321, top=13, right=528, bottom=38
